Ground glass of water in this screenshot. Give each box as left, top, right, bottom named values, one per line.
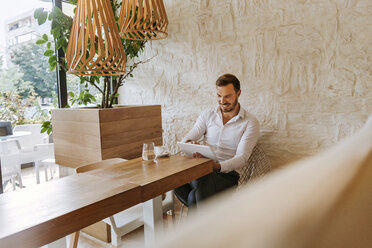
left=142, top=142, right=155, bottom=161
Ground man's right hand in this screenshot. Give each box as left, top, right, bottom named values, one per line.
left=192, top=152, right=221, bottom=172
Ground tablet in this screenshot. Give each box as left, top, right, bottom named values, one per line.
left=177, top=142, right=218, bottom=161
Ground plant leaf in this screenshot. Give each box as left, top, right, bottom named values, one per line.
left=50, top=63, right=56, bottom=71
left=44, top=50, right=54, bottom=56
left=48, top=55, right=56, bottom=63
left=36, top=39, right=46, bottom=45
left=38, top=12, right=48, bottom=25
left=56, top=37, right=67, bottom=50
left=34, top=8, right=44, bottom=19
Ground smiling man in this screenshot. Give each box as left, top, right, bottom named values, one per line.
left=175, top=73, right=260, bottom=211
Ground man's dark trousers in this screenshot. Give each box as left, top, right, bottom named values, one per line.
left=174, top=170, right=240, bottom=210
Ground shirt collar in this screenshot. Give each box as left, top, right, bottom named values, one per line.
left=214, top=104, right=245, bottom=120
left=236, top=104, right=245, bottom=119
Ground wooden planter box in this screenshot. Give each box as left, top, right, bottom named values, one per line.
left=51, top=105, right=162, bottom=168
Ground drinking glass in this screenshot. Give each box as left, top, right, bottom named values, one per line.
left=142, top=142, right=155, bottom=161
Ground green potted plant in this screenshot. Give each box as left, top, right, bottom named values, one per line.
left=34, top=0, right=150, bottom=105
left=34, top=0, right=163, bottom=169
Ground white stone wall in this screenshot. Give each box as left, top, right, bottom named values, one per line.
left=119, top=0, right=372, bottom=168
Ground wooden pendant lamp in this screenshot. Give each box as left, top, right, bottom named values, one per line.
left=66, top=0, right=126, bottom=76
left=118, top=0, right=168, bottom=40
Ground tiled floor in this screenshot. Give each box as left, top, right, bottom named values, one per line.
left=3, top=165, right=186, bottom=248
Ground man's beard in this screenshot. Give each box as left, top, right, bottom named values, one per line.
left=220, top=97, right=238, bottom=113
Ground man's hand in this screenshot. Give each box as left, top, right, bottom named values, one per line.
left=192, top=152, right=204, bottom=158
left=212, top=162, right=221, bottom=172
left=186, top=140, right=200, bottom=145
left=192, top=152, right=221, bottom=172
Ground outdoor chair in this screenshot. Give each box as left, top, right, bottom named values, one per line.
left=13, top=124, right=49, bottom=152
left=34, top=143, right=56, bottom=184
left=13, top=124, right=56, bottom=183
left=176, top=143, right=271, bottom=218
left=0, top=139, right=23, bottom=191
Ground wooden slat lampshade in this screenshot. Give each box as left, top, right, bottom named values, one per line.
left=66, top=0, right=126, bottom=76
left=118, top=0, right=168, bottom=40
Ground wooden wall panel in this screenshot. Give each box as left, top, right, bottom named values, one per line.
left=54, top=155, right=101, bottom=169
left=52, top=121, right=100, bottom=135
left=102, top=137, right=163, bottom=160
left=52, top=106, right=162, bottom=168
left=99, top=116, right=162, bottom=135
left=98, top=105, right=161, bottom=122
left=101, top=127, right=162, bottom=149
left=53, top=132, right=101, bottom=149
left=54, top=144, right=102, bottom=168
left=52, top=108, right=100, bottom=122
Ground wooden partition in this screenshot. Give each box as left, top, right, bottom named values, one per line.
left=160, top=117, right=372, bottom=248
left=52, top=105, right=162, bottom=168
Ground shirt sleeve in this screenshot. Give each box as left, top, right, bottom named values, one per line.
left=219, top=117, right=260, bottom=172
left=181, top=112, right=207, bottom=143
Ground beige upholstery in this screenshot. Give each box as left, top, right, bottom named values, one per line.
left=160, top=116, right=372, bottom=248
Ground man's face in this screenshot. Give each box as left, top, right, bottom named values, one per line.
left=217, top=84, right=241, bottom=113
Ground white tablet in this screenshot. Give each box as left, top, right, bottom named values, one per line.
left=177, top=142, right=218, bottom=161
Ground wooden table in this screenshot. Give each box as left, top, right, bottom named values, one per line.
left=86, top=155, right=214, bottom=247
left=0, top=155, right=213, bottom=248
left=0, top=174, right=141, bottom=248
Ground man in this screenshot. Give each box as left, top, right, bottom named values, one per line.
left=175, top=73, right=260, bottom=210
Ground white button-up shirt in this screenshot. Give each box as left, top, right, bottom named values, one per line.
left=182, top=106, right=260, bottom=173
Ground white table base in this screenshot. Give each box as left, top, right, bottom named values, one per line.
left=143, top=195, right=164, bottom=248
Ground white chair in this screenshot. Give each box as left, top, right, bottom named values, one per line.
left=105, top=190, right=174, bottom=246
left=0, top=140, right=23, bottom=191
left=34, top=143, right=56, bottom=184
left=13, top=124, right=56, bottom=184
left=13, top=124, right=49, bottom=152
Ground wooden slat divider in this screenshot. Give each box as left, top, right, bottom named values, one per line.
left=102, top=137, right=163, bottom=160
left=51, top=105, right=162, bottom=169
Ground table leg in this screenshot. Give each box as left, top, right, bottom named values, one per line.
left=143, top=195, right=163, bottom=248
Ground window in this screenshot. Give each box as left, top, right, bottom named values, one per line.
left=1, top=0, right=56, bottom=128
left=8, top=22, right=19, bottom=31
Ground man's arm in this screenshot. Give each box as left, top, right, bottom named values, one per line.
left=181, top=113, right=207, bottom=143
left=192, top=152, right=221, bottom=172
left=219, top=118, right=260, bottom=172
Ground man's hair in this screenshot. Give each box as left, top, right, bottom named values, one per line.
left=216, top=74, right=240, bottom=92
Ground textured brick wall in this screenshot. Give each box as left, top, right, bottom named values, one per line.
left=118, top=0, right=372, bottom=168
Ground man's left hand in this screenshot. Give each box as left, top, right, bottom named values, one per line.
left=192, top=152, right=221, bottom=172
left=212, top=162, right=221, bottom=172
